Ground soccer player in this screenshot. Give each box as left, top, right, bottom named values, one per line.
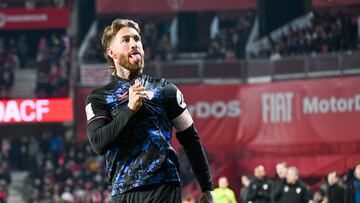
left=85, top=18, right=213, bottom=203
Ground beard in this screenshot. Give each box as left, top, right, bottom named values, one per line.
left=118, top=53, right=145, bottom=76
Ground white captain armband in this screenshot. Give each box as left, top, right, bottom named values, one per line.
left=172, top=109, right=193, bottom=132
left=85, top=103, right=95, bottom=121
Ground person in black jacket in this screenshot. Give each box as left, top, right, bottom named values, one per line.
left=247, top=165, right=272, bottom=203
left=327, top=171, right=345, bottom=203
left=271, top=162, right=287, bottom=203
left=345, top=164, right=360, bottom=203
left=276, top=166, right=308, bottom=203
left=240, top=175, right=251, bottom=203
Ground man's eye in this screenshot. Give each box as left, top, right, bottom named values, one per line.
left=123, top=38, right=130, bottom=43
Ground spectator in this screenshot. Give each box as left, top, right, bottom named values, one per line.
left=240, top=175, right=251, bottom=203
left=345, top=163, right=360, bottom=203
left=275, top=166, right=308, bottom=203
left=327, top=171, right=345, bottom=203
left=247, top=165, right=272, bottom=203
left=272, top=162, right=288, bottom=203
left=212, top=176, right=238, bottom=203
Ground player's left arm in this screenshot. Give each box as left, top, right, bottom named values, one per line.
left=164, top=83, right=214, bottom=194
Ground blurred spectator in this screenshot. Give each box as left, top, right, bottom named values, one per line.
left=247, top=165, right=272, bottom=203
left=327, top=171, right=345, bottom=203
left=212, top=176, right=237, bottom=203
left=240, top=175, right=251, bottom=203
left=275, top=166, right=309, bottom=203
left=35, top=33, right=71, bottom=98
left=207, top=11, right=255, bottom=61
left=345, top=163, right=360, bottom=203
left=0, top=51, right=17, bottom=99
left=272, top=162, right=288, bottom=203
left=0, top=158, right=11, bottom=203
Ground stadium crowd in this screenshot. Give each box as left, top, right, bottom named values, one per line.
left=257, top=11, right=359, bottom=58
left=0, top=33, right=72, bottom=99
left=206, top=11, right=255, bottom=61
left=211, top=163, right=360, bottom=203
left=1, top=134, right=360, bottom=203
left=82, top=9, right=359, bottom=64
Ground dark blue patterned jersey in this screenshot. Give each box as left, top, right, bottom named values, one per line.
left=85, top=74, right=195, bottom=196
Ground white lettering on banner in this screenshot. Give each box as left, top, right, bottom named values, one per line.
left=6, top=14, right=48, bottom=23
left=187, top=100, right=240, bottom=119
left=4, top=101, right=21, bottom=122
left=303, top=94, right=360, bottom=114
left=0, top=99, right=50, bottom=122
left=262, top=92, right=293, bottom=123
left=20, top=100, right=36, bottom=122
left=36, top=100, right=50, bottom=121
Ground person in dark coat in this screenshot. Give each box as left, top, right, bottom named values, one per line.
left=345, top=164, right=360, bottom=203
left=327, top=171, right=345, bottom=203
left=276, top=166, right=308, bottom=203
left=247, top=165, right=272, bottom=203
left=240, top=175, right=251, bottom=203
left=271, top=162, right=287, bottom=203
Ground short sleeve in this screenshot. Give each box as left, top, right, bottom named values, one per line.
left=164, top=83, right=193, bottom=132
left=85, top=92, right=111, bottom=123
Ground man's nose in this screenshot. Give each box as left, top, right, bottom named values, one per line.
left=130, top=38, right=138, bottom=49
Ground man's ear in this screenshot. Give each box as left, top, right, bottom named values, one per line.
left=106, top=48, right=115, bottom=59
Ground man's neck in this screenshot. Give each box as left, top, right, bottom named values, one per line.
left=116, top=66, right=141, bottom=80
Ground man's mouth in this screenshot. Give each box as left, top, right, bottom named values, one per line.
left=129, top=52, right=142, bottom=62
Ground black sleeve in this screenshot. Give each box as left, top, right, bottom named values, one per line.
left=176, top=125, right=214, bottom=192
left=164, top=82, right=214, bottom=192
left=85, top=93, right=135, bottom=155
left=247, top=183, right=257, bottom=201
left=272, top=179, right=285, bottom=201
left=163, top=82, right=186, bottom=120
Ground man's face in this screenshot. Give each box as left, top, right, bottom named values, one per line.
left=327, top=172, right=337, bottom=185
left=218, top=177, right=228, bottom=189
left=276, top=163, right=287, bottom=178
left=254, top=166, right=266, bottom=179
left=107, top=26, right=145, bottom=74
left=355, top=164, right=360, bottom=180
left=286, top=170, right=298, bottom=184
left=241, top=176, right=250, bottom=187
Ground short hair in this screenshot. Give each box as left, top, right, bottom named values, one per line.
left=287, top=166, right=299, bottom=177
left=101, top=18, right=141, bottom=75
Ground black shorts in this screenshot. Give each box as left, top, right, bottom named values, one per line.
left=111, top=182, right=181, bottom=203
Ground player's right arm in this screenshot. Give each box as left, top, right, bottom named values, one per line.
left=86, top=80, right=145, bottom=155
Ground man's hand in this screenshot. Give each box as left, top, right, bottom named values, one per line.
left=199, top=191, right=213, bottom=203
left=127, top=79, right=146, bottom=112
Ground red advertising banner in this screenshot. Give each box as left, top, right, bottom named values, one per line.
left=96, top=0, right=256, bottom=14
left=313, top=0, right=360, bottom=7
left=0, top=98, right=73, bottom=123
left=0, top=7, right=69, bottom=30
left=96, top=0, right=360, bottom=14
left=76, top=76, right=360, bottom=149
left=180, top=77, right=360, bottom=151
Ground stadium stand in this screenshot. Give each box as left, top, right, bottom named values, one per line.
left=0, top=0, right=359, bottom=202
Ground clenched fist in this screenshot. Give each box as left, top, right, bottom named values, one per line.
left=127, top=79, right=146, bottom=112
